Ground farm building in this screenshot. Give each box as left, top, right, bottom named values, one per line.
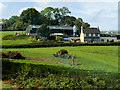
left=26, top=25, right=79, bottom=36
left=26, top=25, right=119, bottom=42
left=100, top=34, right=118, bottom=42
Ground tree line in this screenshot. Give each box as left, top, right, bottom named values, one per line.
left=0, top=7, right=90, bottom=31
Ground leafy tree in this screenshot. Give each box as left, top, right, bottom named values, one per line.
left=9, top=16, right=19, bottom=26
left=41, top=7, right=71, bottom=25
left=1, top=18, right=10, bottom=30
left=82, top=22, right=90, bottom=28
left=75, top=18, right=83, bottom=29
left=37, top=24, right=51, bottom=38
left=19, top=8, right=45, bottom=25
left=61, top=16, right=76, bottom=26
left=41, top=7, right=55, bottom=25
left=11, top=21, right=23, bottom=30
left=54, top=7, right=71, bottom=25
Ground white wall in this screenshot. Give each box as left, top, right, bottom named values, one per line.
left=100, top=37, right=117, bottom=42
left=80, top=27, right=84, bottom=42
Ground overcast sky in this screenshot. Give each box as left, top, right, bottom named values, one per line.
left=0, top=0, right=119, bottom=31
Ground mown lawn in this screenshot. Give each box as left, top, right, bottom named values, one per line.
left=2, top=40, right=33, bottom=45
left=0, top=31, right=25, bottom=37
left=0, top=31, right=33, bottom=45
left=2, top=46, right=118, bottom=73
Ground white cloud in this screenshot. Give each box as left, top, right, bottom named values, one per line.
left=0, top=0, right=119, bottom=2
left=0, top=3, right=7, bottom=18
left=70, top=2, right=118, bottom=30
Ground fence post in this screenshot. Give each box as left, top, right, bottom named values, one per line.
left=72, top=55, right=75, bottom=65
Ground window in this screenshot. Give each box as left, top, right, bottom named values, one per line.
left=95, top=34, right=98, bottom=37
left=91, top=34, right=93, bottom=37
left=94, top=38, right=99, bottom=41
left=101, top=39, right=104, bottom=42
left=85, top=38, right=91, bottom=41
left=86, top=33, right=89, bottom=36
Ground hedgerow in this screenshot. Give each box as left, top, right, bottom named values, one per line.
left=1, top=42, right=120, bottom=48
left=2, top=59, right=119, bottom=89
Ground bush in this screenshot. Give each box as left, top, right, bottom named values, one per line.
left=6, top=51, right=25, bottom=59
left=56, top=36, right=63, bottom=42
left=2, top=34, right=29, bottom=40
left=56, top=49, right=68, bottom=55
left=0, top=52, right=8, bottom=58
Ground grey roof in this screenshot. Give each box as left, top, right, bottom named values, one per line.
left=48, top=25, right=73, bottom=30
left=26, top=25, right=79, bottom=31
left=83, top=27, right=100, bottom=34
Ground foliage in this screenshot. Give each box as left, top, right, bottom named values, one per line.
left=2, top=42, right=120, bottom=48
left=2, top=34, right=28, bottom=40
left=1, top=16, right=19, bottom=30
left=37, top=24, right=51, bottom=38
left=82, top=22, right=90, bottom=28
left=53, top=49, right=74, bottom=59
left=1, top=51, right=25, bottom=59
left=57, top=49, right=68, bottom=55
left=75, top=18, right=83, bottom=30
left=2, top=58, right=119, bottom=89
left=19, top=8, right=44, bottom=25
left=61, top=16, right=76, bottom=26
left=41, top=7, right=71, bottom=25
left=56, top=36, right=63, bottom=42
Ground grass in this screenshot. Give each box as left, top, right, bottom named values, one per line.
left=1, top=31, right=119, bottom=88
left=2, top=46, right=118, bottom=73
left=0, top=31, right=25, bottom=37
left=0, top=82, right=12, bottom=89
left=0, top=31, right=33, bottom=45
left=2, top=40, right=33, bottom=45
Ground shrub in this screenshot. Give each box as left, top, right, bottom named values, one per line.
left=40, top=37, right=48, bottom=42
left=57, top=49, right=68, bottom=55
left=6, top=51, right=25, bottom=59
left=0, top=52, right=8, bottom=58
left=2, top=34, right=29, bottom=40
left=56, top=36, right=63, bottom=42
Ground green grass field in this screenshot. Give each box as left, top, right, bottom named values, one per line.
left=0, top=31, right=25, bottom=37
left=2, top=46, right=118, bottom=73
left=1, top=31, right=119, bottom=88
left=0, top=31, right=33, bottom=45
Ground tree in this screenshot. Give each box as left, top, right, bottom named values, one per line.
left=40, top=7, right=55, bottom=25
left=9, top=16, right=19, bottom=25
left=11, top=21, right=23, bottom=30
left=19, top=8, right=44, bottom=25
left=53, top=7, right=71, bottom=25
left=82, top=22, right=90, bottom=28
left=1, top=18, right=10, bottom=30
left=37, top=24, right=51, bottom=38
left=74, top=18, right=83, bottom=29
left=41, top=7, right=71, bottom=25
left=61, top=16, right=76, bottom=26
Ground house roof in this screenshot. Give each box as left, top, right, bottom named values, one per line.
left=48, top=25, right=74, bottom=30
left=83, top=27, right=100, bottom=34
left=26, top=25, right=79, bottom=30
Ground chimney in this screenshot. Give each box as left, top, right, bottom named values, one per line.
left=97, top=26, right=99, bottom=29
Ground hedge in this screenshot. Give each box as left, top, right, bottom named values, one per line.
left=1, top=42, right=120, bottom=48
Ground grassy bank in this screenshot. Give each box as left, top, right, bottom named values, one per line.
left=2, top=46, right=118, bottom=73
